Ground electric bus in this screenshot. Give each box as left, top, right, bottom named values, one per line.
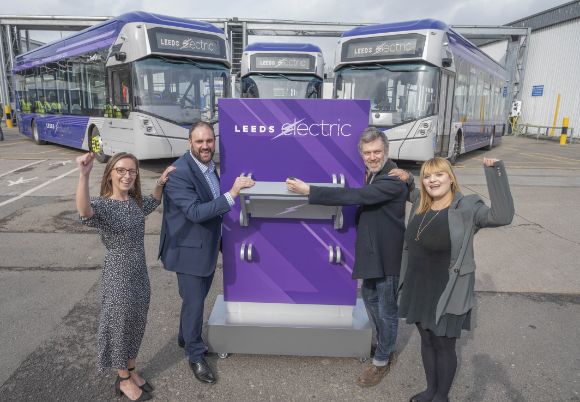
left=334, top=19, right=507, bottom=162
left=240, top=43, right=324, bottom=99
left=13, top=11, right=231, bottom=162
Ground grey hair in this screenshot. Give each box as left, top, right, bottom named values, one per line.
left=358, top=127, right=389, bottom=154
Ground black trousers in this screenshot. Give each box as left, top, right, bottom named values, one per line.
left=177, top=271, right=215, bottom=363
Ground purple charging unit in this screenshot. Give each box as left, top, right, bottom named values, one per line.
left=208, top=99, right=372, bottom=358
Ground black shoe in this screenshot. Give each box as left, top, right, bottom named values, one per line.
left=178, top=338, right=185, bottom=348
left=409, top=391, right=435, bottom=402
left=128, top=367, right=154, bottom=393
left=189, top=358, right=216, bottom=384
left=114, top=374, right=152, bottom=401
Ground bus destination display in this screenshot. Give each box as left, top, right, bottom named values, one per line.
left=342, top=34, right=425, bottom=62
left=251, top=54, right=315, bottom=72
left=148, top=28, right=226, bottom=59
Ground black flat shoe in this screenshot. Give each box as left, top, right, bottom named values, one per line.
left=409, top=392, right=434, bottom=402
left=189, top=358, right=216, bottom=384
left=129, top=367, right=154, bottom=393
left=115, top=374, right=152, bottom=401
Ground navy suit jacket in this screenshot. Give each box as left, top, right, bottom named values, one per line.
left=159, top=152, right=231, bottom=277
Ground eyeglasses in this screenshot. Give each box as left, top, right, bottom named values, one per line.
left=114, top=167, right=139, bottom=177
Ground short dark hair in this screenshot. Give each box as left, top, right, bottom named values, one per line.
left=358, top=127, right=389, bottom=154
left=188, top=121, right=215, bottom=139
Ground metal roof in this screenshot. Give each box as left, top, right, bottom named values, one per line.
left=507, top=0, right=580, bottom=30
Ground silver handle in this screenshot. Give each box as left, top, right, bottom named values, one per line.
left=246, top=243, right=253, bottom=261
left=334, top=246, right=342, bottom=264
left=328, top=244, right=335, bottom=263
left=240, top=242, right=246, bottom=261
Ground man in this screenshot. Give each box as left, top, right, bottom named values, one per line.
left=159, top=121, right=254, bottom=384
left=287, top=127, right=409, bottom=387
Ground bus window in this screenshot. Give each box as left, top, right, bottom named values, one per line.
left=69, top=62, right=84, bottom=115
left=85, top=58, right=107, bottom=116
left=56, top=62, right=69, bottom=114
left=111, top=67, right=131, bottom=118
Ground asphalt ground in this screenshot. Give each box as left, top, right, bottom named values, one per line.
left=0, top=127, right=578, bottom=401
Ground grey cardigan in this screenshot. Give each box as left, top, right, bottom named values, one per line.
left=398, top=161, right=515, bottom=323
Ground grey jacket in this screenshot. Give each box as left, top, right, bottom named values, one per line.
left=398, top=161, right=514, bottom=323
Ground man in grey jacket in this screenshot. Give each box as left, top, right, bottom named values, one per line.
left=287, top=127, right=409, bottom=387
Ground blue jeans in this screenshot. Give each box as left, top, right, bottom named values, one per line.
left=361, top=275, right=399, bottom=364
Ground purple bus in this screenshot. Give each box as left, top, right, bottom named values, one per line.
left=13, top=12, right=231, bottom=162
left=334, top=19, right=507, bottom=163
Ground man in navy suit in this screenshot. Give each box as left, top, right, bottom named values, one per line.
left=159, top=121, right=254, bottom=384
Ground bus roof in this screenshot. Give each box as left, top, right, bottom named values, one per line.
left=340, top=18, right=505, bottom=77
left=244, top=42, right=322, bottom=53
left=14, top=11, right=224, bottom=71
left=342, top=19, right=448, bottom=37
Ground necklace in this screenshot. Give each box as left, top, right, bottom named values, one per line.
left=415, top=209, right=441, bottom=241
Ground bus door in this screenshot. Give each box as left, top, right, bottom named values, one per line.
left=435, top=72, right=455, bottom=157
left=106, top=66, right=134, bottom=146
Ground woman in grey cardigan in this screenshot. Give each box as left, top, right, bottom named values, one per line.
left=397, top=157, right=514, bottom=402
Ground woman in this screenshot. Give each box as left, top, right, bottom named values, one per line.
left=76, top=152, right=175, bottom=401
left=397, top=157, right=514, bottom=402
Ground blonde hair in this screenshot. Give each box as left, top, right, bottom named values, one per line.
left=416, top=157, right=461, bottom=214
left=100, top=152, right=143, bottom=208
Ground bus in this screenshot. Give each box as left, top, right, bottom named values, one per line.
left=333, top=19, right=507, bottom=163
left=13, top=11, right=231, bottom=162
left=240, top=43, right=324, bottom=99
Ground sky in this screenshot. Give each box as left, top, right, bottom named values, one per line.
left=2, top=0, right=568, bottom=24
left=2, top=0, right=571, bottom=68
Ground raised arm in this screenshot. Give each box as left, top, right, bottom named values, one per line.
left=474, top=158, right=515, bottom=228
left=75, top=153, right=95, bottom=218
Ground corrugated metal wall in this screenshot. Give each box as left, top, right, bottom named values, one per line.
left=520, top=18, right=580, bottom=129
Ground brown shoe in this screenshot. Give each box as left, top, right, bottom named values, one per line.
left=356, top=364, right=389, bottom=387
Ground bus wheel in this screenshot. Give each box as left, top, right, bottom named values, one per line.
left=486, top=131, right=495, bottom=151
left=32, top=121, right=46, bottom=145
left=449, top=133, right=461, bottom=165
left=89, top=127, right=110, bottom=163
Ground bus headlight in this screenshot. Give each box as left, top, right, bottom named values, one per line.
left=416, top=120, right=435, bottom=138
left=139, top=117, right=156, bottom=135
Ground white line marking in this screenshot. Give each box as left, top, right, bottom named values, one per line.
left=0, top=167, right=79, bottom=208
left=8, top=177, right=38, bottom=186
left=48, top=160, right=73, bottom=166
left=0, top=160, right=46, bottom=179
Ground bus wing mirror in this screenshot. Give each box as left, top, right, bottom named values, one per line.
left=115, top=52, right=127, bottom=62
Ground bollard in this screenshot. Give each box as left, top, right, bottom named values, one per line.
left=560, top=117, right=569, bottom=145
left=4, top=104, right=13, bottom=129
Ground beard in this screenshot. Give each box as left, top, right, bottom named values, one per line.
left=192, top=147, right=215, bottom=163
